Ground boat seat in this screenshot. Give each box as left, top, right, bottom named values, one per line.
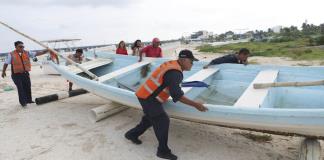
left=98, top=60, right=153, bottom=82
left=182, top=68, right=219, bottom=94
left=67, top=58, right=113, bottom=74
left=234, top=70, right=278, bottom=108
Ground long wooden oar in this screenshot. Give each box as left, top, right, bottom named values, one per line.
left=0, top=21, right=99, bottom=81
left=253, top=80, right=324, bottom=89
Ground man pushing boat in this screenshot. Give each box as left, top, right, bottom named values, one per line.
left=125, top=49, right=208, bottom=160
left=203, top=48, right=250, bottom=69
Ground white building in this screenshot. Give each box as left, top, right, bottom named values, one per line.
left=271, top=26, right=282, bottom=33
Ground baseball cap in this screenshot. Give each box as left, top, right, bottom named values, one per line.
left=152, top=38, right=160, bottom=43
left=178, top=49, right=199, bottom=61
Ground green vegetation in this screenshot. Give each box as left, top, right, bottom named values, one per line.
left=197, top=22, right=324, bottom=60
left=197, top=38, right=324, bottom=60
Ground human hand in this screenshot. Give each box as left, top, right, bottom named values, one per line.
left=243, top=60, right=248, bottom=65
left=195, top=103, right=208, bottom=112
left=1, top=72, right=6, bottom=78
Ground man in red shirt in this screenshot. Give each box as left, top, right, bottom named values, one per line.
left=139, top=38, right=162, bottom=62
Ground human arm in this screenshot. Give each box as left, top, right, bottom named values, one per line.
left=139, top=46, right=147, bottom=62
left=2, top=53, right=11, bottom=78
left=242, top=59, right=248, bottom=65
left=204, top=58, right=221, bottom=69
left=203, top=64, right=211, bottom=69
left=158, top=48, right=163, bottom=57
left=179, top=96, right=208, bottom=112
left=204, top=55, right=235, bottom=69
left=33, top=49, right=49, bottom=57
left=164, top=71, right=208, bottom=112
left=1, top=64, right=8, bottom=78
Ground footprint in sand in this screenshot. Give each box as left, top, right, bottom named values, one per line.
left=61, top=123, right=78, bottom=129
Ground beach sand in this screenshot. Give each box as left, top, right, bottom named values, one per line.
left=0, top=44, right=323, bottom=160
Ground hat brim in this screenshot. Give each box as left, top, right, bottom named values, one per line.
left=192, top=57, right=199, bottom=61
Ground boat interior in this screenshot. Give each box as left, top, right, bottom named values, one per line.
left=66, top=53, right=324, bottom=109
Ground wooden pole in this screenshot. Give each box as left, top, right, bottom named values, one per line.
left=254, top=80, right=324, bottom=89
left=0, top=21, right=99, bottom=81
left=299, top=138, right=321, bottom=160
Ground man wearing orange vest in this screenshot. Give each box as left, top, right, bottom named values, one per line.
left=125, top=49, right=208, bottom=160
left=1, top=41, right=49, bottom=107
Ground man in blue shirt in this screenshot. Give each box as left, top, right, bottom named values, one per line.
left=203, top=48, right=250, bottom=69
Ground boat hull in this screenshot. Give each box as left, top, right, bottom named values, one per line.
left=50, top=59, right=324, bottom=138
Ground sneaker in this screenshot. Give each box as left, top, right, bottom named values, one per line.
left=156, top=152, right=177, bottom=160
left=124, top=132, right=142, bottom=145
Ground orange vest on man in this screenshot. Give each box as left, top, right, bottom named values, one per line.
left=10, top=50, right=31, bottom=74
left=136, top=60, right=182, bottom=103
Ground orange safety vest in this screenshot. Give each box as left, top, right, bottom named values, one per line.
left=10, top=50, right=31, bottom=73
left=136, top=60, right=182, bottom=103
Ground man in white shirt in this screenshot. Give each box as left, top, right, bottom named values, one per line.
left=1, top=41, right=49, bottom=107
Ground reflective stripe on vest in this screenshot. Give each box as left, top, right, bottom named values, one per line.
left=10, top=50, right=31, bottom=74
left=136, top=60, right=182, bottom=103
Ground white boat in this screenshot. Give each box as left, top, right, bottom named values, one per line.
left=49, top=53, right=324, bottom=138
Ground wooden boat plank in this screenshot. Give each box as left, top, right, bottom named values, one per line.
left=98, top=60, right=153, bottom=82
left=234, top=70, right=278, bottom=108
left=182, top=68, right=219, bottom=94
left=68, top=58, right=113, bottom=74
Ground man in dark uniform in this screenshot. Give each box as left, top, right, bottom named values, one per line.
left=1, top=41, right=49, bottom=107
left=125, top=49, right=208, bottom=160
left=203, top=48, right=250, bottom=69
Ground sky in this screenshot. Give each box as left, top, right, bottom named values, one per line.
left=0, top=0, right=323, bottom=52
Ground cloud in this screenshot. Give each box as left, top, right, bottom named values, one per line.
left=0, top=0, right=323, bottom=52
left=0, top=0, right=140, bottom=7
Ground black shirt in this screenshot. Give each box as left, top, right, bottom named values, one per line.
left=149, top=70, right=184, bottom=103
left=208, top=54, right=241, bottom=65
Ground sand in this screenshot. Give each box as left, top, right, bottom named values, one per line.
left=1, top=43, right=323, bottom=160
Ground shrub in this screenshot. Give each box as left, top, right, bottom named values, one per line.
left=304, top=49, right=312, bottom=53
left=315, top=35, right=324, bottom=45
left=269, top=36, right=294, bottom=43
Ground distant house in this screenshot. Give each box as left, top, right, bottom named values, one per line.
left=271, top=26, right=282, bottom=33
left=244, top=31, right=254, bottom=38
left=190, top=30, right=210, bottom=40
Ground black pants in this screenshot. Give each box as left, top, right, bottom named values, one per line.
left=126, top=98, right=171, bottom=154
left=11, top=72, right=32, bottom=106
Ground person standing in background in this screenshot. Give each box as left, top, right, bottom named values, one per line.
left=139, top=38, right=162, bottom=62
left=131, top=39, right=143, bottom=56
left=116, top=41, right=128, bottom=55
